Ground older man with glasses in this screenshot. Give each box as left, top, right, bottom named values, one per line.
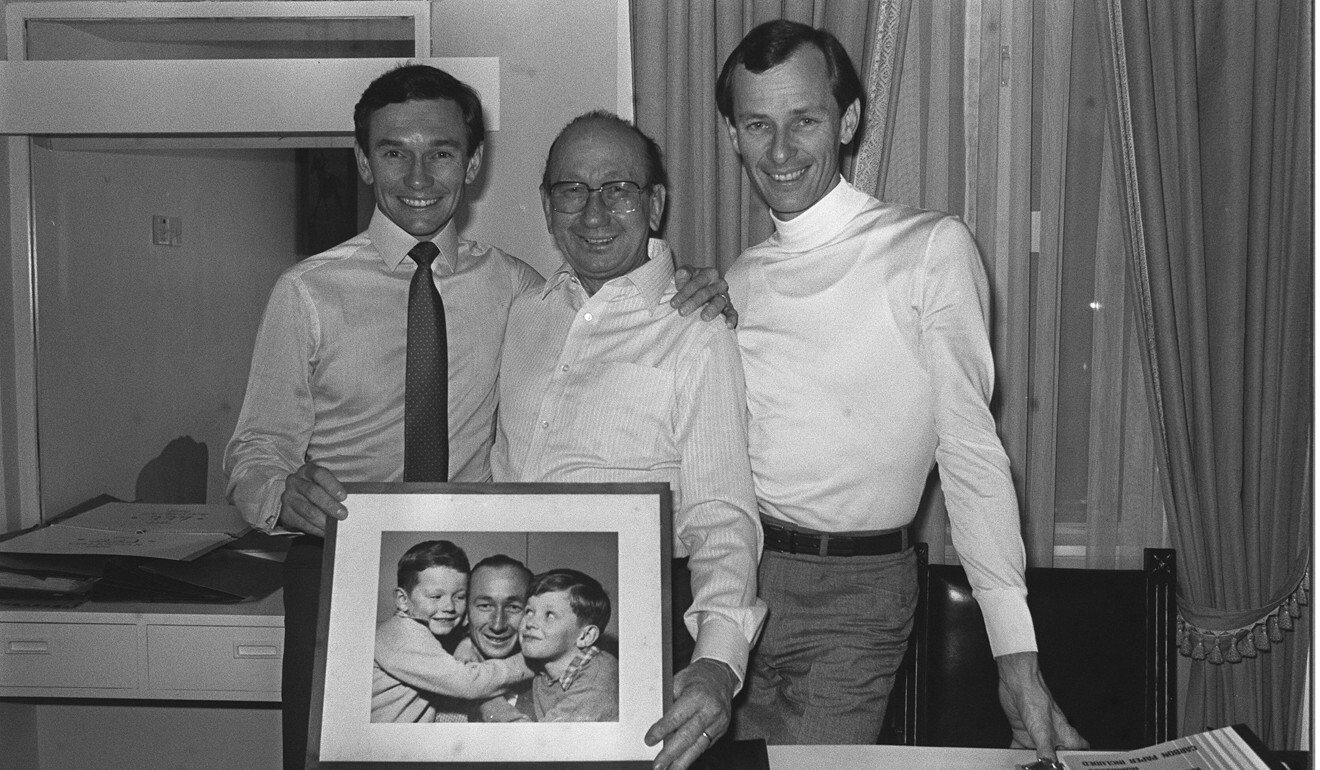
left=490, top=110, right=765, bottom=770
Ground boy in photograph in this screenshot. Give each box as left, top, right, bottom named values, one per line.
left=372, top=540, right=533, bottom=723
left=517, top=568, right=620, bottom=723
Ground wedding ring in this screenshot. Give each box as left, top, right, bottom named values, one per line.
left=700, top=729, right=714, bottom=743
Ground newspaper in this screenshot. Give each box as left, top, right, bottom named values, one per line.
left=1056, top=726, right=1272, bottom=770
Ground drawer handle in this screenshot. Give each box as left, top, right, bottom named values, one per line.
left=6, top=640, right=50, bottom=655
left=234, top=644, right=280, bottom=659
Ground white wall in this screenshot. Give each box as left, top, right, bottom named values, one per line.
left=32, top=144, right=298, bottom=514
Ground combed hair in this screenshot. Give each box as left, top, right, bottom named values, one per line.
left=541, top=110, right=668, bottom=191
left=354, top=64, right=485, bottom=154
left=528, top=568, right=611, bottom=631
left=715, top=19, right=863, bottom=122
left=471, top=554, right=534, bottom=587
left=396, top=540, right=470, bottom=592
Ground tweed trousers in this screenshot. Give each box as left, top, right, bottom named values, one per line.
left=731, top=547, right=917, bottom=745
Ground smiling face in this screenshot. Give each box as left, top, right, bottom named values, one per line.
left=466, top=565, right=530, bottom=660
left=394, top=565, right=468, bottom=637
left=519, top=589, right=596, bottom=669
left=724, top=45, right=860, bottom=220
left=355, top=97, right=483, bottom=239
left=541, top=118, right=665, bottom=295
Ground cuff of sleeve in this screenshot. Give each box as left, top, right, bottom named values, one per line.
left=230, top=474, right=287, bottom=533
left=690, top=616, right=752, bottom=690
left=978, top=588, right=1038, bottom=657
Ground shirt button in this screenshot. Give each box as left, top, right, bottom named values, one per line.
left=583, top=312, right=594, bottom=321
left=541, top=421, right=550, bottom=429
left=561, top=364, right=570, bottom=372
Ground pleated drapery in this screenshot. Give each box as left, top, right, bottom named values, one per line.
left=1095, top=0, right=1311, bottom=748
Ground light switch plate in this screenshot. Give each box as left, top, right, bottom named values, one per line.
left=152, top=215, right=183, bottom=246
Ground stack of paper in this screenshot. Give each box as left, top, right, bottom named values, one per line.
left=0, top=502, right=250, bottom=561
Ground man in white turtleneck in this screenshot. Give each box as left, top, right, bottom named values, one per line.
left=716, top=19, right=1087, bottom=762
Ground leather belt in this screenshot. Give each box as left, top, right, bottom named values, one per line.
left=761, top=517, right=909, bottom=557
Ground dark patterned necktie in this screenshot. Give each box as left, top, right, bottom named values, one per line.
left=404, top=241, right=448, bottom=482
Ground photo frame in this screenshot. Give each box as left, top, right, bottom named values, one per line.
left=310, top=482, right=673, bottom=767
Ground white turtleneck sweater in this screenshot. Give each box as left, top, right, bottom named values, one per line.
left=727, top=178, right=1034, bottom=656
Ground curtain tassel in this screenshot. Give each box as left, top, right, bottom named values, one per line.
left=1178, top=567, right=1310, bottom=662
left=1251, top=623, right=1271, bottom=650
left=1266, top=614, right=1284, bottom=643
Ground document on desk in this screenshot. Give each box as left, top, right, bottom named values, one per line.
left=1056, top=725, right=1272, bottom=769
left=0, top=502, right=252, bottom=561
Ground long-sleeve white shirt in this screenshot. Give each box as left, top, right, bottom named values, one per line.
left=492, top=240, right=766, bottom=682
left=726, top=178, right=1034, bottom=656
left=224, top=211, right=542, bottom=530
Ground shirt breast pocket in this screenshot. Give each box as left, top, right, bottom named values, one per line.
left=564, top=362, right=675, bottom=468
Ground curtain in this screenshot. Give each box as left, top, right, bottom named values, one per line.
left=1096, top=0, right=1312, bottom=749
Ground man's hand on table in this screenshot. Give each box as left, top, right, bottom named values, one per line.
left=644, top=657, right=737, bottom=770
left=996, top=651, right=1088, bottom=761
left=278, top=462, right=348, bottom=538
left=672, top=266, right=738, bottom=328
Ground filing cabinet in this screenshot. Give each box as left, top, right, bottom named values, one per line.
left=0, top=592, right=283, bottom=700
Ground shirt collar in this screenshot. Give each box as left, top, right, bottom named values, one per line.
left=770, top=176, right=872, bottom=252
left=552, top=645, right=600, bottom=691
left=368, top=208, right=461, bottom=273
left=541, top=238, right=675, bottom=307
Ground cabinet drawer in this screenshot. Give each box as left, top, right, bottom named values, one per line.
left=147, top=624, right=281, bottom=693
left=0, top=622, right=138, bottom=689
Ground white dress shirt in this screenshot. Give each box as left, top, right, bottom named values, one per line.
left=225, top=210, right=542, bottom=530
left=492, top=239, right=766, bottom=682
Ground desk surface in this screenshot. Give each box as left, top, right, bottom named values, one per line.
left=769, top=745, right=1039, bottom=768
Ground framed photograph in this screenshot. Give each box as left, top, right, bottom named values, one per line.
left=311, top=482, right=673, bottom=767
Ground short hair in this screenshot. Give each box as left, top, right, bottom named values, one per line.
left=354, top=64, right=486, bottom=155
left=470, top=554, right=534, bottom=588
left=396, top=540, right=470, bottom=593
left=541, top=110, right=668, bottom=192
left=715, top=19, right=864, bottom=122
left=528, top=568, right=611, bottom=631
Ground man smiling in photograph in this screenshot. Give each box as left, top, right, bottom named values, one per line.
left=452, top=554, right=538, bottom=722
left=463, top=555, right=534, bottom=661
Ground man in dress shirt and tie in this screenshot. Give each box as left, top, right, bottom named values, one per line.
left=490, top=111, right=765, bottom=770
left=716, top=19, right=1086, bottom=762
left=224, top=66, right=730, bottom=768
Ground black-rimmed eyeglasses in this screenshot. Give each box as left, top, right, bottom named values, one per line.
left=547, top=180, right=646, bottom=215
